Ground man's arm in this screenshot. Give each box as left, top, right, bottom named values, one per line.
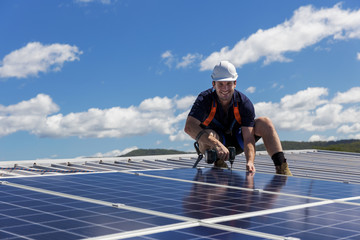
left=242, top=126, right=256, bottom=172
left=184, top=116, right=205, bottom=140
left=184, top=116, right=229, bottom=160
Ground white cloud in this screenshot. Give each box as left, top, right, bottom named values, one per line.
left=175, top=95, right=196, bottom=110
left=161, top=50, right=175, bottom=68
left=280, top=87, right=328, bottom=111
left=272, top=83, right=284, bottom=89
left=255, top=87, right=328, bottom=127
left=308, top=135, right=337, bottom=142
left=162, top=50, right=202, bottom=69
left=255, top=87, right=360, bottom=135
left=92, top=146, right=138, bottom=157
left=246, top=86, right=256, bottom=94
left=357, top=52, right=360, bottom=60
left=312, top=103, right=343, bottom=128
left=332, top=87, right=360, bottom=104
left=337, top=123, right=360, bottom=134
left=1, top=87, right=360, bottom=142
left=0, top=94, right=59, bottom=137
left=139, top=96, right=173, bottom=111
left=169, top=130, right=192, bottom=142
left=0, top=42, right=82, bottom=79
left=200, top=4, right=360, bottom=70
left=75, top=0, right=111, bottom=4
left=347, top=133, right=360, bottom=140
left=0, top=94, right=59, bottom=116
left=161, top=50, right=172, bottom=59
left=0, top=94, right=195, bottom=140
left=176, top=53, right=203, bottom=69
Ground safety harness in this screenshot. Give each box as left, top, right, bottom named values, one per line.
left=201, top=98, right=242, bottom=134
left=192, top=94, right=243, bottom=169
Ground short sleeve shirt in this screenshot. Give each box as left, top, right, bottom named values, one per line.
left=188, top=88, right=255, bottom=133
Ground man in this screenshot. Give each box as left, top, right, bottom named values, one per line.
left=184, top=60, right=292, bottom=175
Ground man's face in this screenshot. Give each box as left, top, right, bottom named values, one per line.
left=212, top=81, right=236, bottom=103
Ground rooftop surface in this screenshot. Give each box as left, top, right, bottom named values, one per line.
left=1, top=149, right=360, bottom=183
left=1, top=150, right=360, bottom=239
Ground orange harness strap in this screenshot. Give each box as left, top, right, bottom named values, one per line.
left=202, top=100, right=242, bottom=127
left=202, top=101, right=217, bottom=127
left=233, top=101, right=242, bottom=125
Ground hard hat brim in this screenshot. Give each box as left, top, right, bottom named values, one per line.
left=211, top=76, right=238, bottom=81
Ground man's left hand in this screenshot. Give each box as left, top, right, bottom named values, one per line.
left=246, top=162, right=256, bottom=172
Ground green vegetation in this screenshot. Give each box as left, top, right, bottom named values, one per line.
left=120, top=149, right=188, bottom=157
left=119, top=139, right=360, bottom=157
left=256, top=139, right=360, bottom=153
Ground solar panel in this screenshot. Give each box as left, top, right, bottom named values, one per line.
left=1, top=168, right=360, bottom=239
left=0, top=183, right=182, bottom=239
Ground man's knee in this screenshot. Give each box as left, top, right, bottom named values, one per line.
left=255, top=117, right=276, bottom=136
left=256, top=116, right=273, bottom=125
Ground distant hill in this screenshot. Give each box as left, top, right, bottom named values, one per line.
left=119, top=139, right=360, bottom=157
left=256, top=139, right=360, bottom=153
left=120, top=149, right=188, bottom=157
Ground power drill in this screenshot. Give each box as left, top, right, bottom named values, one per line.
left=193, top=142, right=236, bottom=168
left=205, top=147, right=236, bottom=168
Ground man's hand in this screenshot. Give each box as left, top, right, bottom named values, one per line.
left=214, top=143, right=229, bottom=161
left=246, top=162, right=256, bottom=172
left=185, top=116, right=227, bottom=161
left=242, top=126, right=256, bottom=173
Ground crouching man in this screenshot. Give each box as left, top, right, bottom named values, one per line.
left=184, top=60, right=292, bottom=175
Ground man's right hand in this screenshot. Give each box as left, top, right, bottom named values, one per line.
left=214, top=142, right=229, bottom=161
left=185, top=116, right=231, bottom=161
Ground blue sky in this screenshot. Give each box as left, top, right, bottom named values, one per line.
left=1, top=0, right=360, bottom=161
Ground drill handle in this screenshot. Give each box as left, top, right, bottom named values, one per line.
left=194, top=142, right=201, bottom=155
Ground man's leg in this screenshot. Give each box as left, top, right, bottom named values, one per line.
left=254, top=117, right=292, bottom=176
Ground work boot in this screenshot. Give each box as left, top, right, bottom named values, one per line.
left=275, top=162, right=292, bottom=176
left=214, top=160, right=228, bottom=169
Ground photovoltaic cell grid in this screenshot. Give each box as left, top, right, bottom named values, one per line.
left=0, top=169, right=359, bottom=239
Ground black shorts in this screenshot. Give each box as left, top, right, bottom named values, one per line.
left=216, top=128, right=261, bottom=155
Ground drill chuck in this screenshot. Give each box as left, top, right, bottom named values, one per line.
left=228, top=147, right=236, bottom=167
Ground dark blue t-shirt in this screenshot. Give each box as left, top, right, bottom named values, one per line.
left=188, top=88, right=255, bottom=133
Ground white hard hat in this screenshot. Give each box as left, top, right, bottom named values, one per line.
left=211, top=60, right=238, bottom=81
